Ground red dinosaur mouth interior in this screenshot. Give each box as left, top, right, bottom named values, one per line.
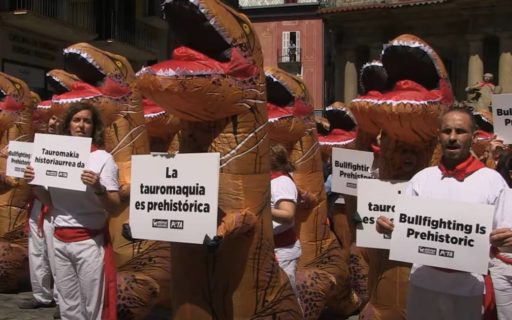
left=144, top=46, right=258, bottom=79
left=143, top=99, right=166, bottom=118
left=267, top=99, right=313, bottom=121
left=0, top=94, right=23, bottom=112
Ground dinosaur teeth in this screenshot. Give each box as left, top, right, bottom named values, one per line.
left=63, top=48, right=105, bottom=76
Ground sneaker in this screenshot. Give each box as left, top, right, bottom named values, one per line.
left=19, top=298, right=56, bottom=309
left=53, top=305, right=61, bottom=319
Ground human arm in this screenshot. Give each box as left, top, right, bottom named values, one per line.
left=81, top=169, right=120, bottom=214
left=272, top=200, right=296, bottom=225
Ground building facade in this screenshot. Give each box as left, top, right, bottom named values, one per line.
left=0, top=0, right=168, bottom=98
left=241, top=0, right=325, bottom=110
left=322, top=0, right=512, bottom=104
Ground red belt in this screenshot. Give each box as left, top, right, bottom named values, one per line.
left=274, top=228, right=297, bottom=248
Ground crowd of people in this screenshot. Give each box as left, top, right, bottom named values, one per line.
left=10, top=103, right=512, bottom=320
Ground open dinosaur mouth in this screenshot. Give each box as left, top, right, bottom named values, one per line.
left=64, top=48, right=105, bottom=86
left=143, top=99, right=166, bottom=119
left=139, top=0, right=257, bottom=80
left=164, top=0, right=231, bottom=62
left=266, top=74, right=294, bottom=121
left=382, top=41, right=440, bottom=91
left=47, top=76, right=71, bottom=94
left=325, top=106, right=357, bottom=132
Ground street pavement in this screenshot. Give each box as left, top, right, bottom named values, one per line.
left=0, top=291, right=359, bottom=320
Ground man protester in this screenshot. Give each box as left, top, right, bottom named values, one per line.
left=19, top=114, right=61, bottom=318
left=376, top=107, right=509, bottom=319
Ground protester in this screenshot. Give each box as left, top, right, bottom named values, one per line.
left=19, top=115, right=61, bottom=317
left=490, top=149, right=512, bottom=319
left=24, top=103, right=120, bottom=320
left=270, top=144, right=301, bottom=293
left=376, top=107, right=507, bottom=319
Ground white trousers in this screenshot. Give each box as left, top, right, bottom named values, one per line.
left=28, top=201, right=57, bottom=304
left=490, top=253, right=512, bottom=320
left=407, top=284, right=482, bottom=320
left=54, top=234, right=104, bottom=320
left=275, top=239, right=301, bottom=294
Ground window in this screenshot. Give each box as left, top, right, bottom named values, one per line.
left=282, top=31, right=300, bottom=63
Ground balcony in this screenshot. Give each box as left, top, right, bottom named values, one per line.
left=321, top=0, right=447, bottom=11
left=277, top=48, right=302, bottom=75
left=0, top=0, right=97, bottom=42
left=240, top=0, right=319, bottom=9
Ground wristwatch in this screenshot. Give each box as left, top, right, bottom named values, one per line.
left=94, top=185, right=107, bottom=195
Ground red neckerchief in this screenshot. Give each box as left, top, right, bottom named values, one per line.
left=271, top=171, right=291, bottom=180
left=91, top=144, right=98, bottom=152
left=438, top=155, right=484, bottom=181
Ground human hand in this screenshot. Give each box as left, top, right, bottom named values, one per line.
left=376, top=216, right=394, bottom=235
left=490, top=227, right=512, bottom=248
left=81, top=169, right=103, bottom=192
left=23, top=165, right=35, bottom=183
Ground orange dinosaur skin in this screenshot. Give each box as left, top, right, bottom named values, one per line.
left=143, top=99, right=181, bottom=153
left=137, top=0, right=301, bottom=318
left=350, top=35, right=452, bottom=320
left=316, top=102, right=369, bottom=308
left=52, top=43, right=170, bottom=319
left=265, top=68, right=359, bottom=318
left=0, top=73, right=35, bottom=292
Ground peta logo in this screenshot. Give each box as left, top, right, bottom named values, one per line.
left=152, top=219, right=168, bottom=229
left=170, top=220, right=184, bottom=230
left=418, top=246, right=437, bottom=256
left=439, top=249, right=454, bottom=258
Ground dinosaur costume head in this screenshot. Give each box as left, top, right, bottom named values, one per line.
left=51, top=43, right=136, bottom=126
left=137, top=0, right=264, bottom=122
left=265, top=66, right=313, bottom=144
left=351, top=34, right=453, bottom=145
left=0, top=73, right=29, bottom=130
left=318, top=101, right=358, bottom=161
left=47, top=69, right=82, bottom=94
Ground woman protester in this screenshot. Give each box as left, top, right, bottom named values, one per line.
left=270, top=144, right=301, bottom=293
left=24, top=102, right=120, bottom=320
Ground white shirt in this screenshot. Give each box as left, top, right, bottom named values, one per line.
left=50, top=150, right=119, bottom=230
left=271, top=175, right=298, bottom=235
left=405, top=165, right=507, bottom=296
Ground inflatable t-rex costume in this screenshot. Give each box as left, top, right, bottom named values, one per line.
left=315, top=101, right=369, bottom=307
left=51, top=43, right=170, bottom=319
left=0, top=73, right=35, bottom=292
left=137, top=0, right=301, bottom=318
left=265, top=66, right=359, bottom=318
left=350, top=34, right=453, bottom=320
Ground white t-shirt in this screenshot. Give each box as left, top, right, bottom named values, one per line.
left=405, top=165, right=507, bottom=296
left=271, top=175, right=298, bottom=235
left=50, top=150, right=119, bottom=230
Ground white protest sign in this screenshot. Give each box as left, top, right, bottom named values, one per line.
left=389, top=196, right=493, bottom=274
left=129, top=153, right=219, bottom=244
left=30, top=134, right=91, bottom=191
left=331, top=148, right=374, bottom=196
left=356, top=179, right=407, bottom=249
left=6, top=141, right=33, bottom=178
left=492, top=94, right=512, bottom=144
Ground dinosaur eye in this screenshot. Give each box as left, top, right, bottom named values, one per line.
left=115, top=61, right=123, bottom=68
left=242, top=24, right=251, bottom=35
left=14, top=83, right=21, bottom=90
